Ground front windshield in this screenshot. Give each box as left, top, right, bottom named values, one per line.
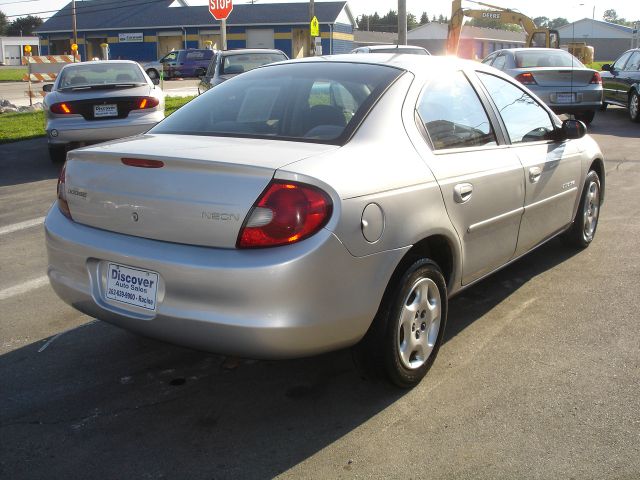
left=57, top=63, right=147, bottom=89
left=220, top=53, right=288, bottom=75
left=151, top=62, right=402, bottom=144
left=515, top=50, right=584, bottom=68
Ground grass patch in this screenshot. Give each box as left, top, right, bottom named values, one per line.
left=0, top=68, right=27, bottom=82
left=0, top=95, right=196, bottom=144
left=586, top=61, right=612, bottom=71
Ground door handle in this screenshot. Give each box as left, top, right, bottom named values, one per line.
left=454, top=183, right=473, bottom=203
left=529, top=166, right=542, bottom=183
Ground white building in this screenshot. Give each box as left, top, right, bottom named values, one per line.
left=0, top=37, right=40, bottom=65
left=556, top=19, right=635, bottom=61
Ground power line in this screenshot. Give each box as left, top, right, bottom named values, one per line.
left=3, top=0, right=168, bottom=19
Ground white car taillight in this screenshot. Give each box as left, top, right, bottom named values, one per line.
left=57, top=163, right=73, bottom=220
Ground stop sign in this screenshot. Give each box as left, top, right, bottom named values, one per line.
left=209, top=0, right=233, bottom=20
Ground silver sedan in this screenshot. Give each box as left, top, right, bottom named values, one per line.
left=45, top=55, right=605, bottom=387
left=43, top=60, right=165, bottom=162
left=482, top=48, right=602, bottom=124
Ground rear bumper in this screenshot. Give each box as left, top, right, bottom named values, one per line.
left=46, top=111, right=164, bottom=145
left=530, top=85, right=603, bottom=113
left=45, top=204, right=405, bottom=358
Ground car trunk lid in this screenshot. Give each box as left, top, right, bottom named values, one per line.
left=525, top=68, right=596, bottom=87
left=64, top=134, right=337, bottom=248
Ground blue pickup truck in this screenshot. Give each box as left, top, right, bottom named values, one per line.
left=143, top=49, right=214, bottom=79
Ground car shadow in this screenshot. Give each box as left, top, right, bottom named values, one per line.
left=0, top=238, right=581, bottom=479
left=0, top=138, right=61, bottom=187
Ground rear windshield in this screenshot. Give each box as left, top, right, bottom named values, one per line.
left=515, top=50, right=584, bottom=68
left=151, top=62, right=403, bottom=144
left=220, top=53, right=288, bottom=75
left=58, top=63, right=146, bottom=89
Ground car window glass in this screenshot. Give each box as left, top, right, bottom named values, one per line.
left=221, top=53, right=288, bottom=75
left=206, top=54, right=218, bottom=76
left=515, top=50, right=583, bottom=68
left=416, top=71, right=497, bottom=150
left=150, top=62, right=402, bottom=145
left=58, top=63, right=146, bottom=89
left=492, top=54, right=506, bottom=70
left=478, top=72, right=554, bottom=144
left=612, top=51, right=633, bottom=71
left=623, top=51, right=640, bottom=71
left=163, top=52, right=178, bottom=62
left=481, top=53, right=496, bottom=65
left=186, top=51, right=206, bottom=60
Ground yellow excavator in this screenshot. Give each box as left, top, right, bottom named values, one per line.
left=446, top=0, right=560, bottom=55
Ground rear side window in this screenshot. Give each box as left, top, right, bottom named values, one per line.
left=416, top=71, right=497, bottom=150
left=151, top=62, right=402, bottom=144
left=478, top=72, right=554, bottom=144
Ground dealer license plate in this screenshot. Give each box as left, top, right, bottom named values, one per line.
left=106, top=263, right=158, bottom=311
left=94, top=104, right=118, bottom=118
left=556, top=93, right=575, bottom=104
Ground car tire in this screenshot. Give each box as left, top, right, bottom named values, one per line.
left=48, top=145, right=67, bottom=163
left=575, top=110, right=595, bottom=125
left=629, top=90, right=640, bottom=123
left=146, top=69, right=158, bottom=80
left=600, top=102, right=608, bottom=112
left=364, top=258, right=448, bottom=388
left=562, top=170, right=601, bottom=249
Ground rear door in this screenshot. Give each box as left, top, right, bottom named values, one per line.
left=602, top=51, right=633, bottom=105
left=476, top=71, right=582, bottom=256
left=414, top=71, right=525, bottom=285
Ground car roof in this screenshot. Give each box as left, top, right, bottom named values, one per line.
left=220, top=48, right=286, bottom=56
left=367, top=45, right=427, bottom=51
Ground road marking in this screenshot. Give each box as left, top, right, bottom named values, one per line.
left=0, top=275, right=49, bottom=301
left=0, top=217, right=45, bottom=236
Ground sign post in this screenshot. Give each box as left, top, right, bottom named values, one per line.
left=209, top=0, right=233, bottom=50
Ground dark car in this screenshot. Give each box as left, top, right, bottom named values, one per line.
left=143, top=49, right=214, bottom=79
left=600, top=48, right=640, bottom=122
left=198, top=49, right=288, bottom=93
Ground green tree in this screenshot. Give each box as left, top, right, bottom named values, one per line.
left=7, top=15, right=43, bottom=37
left=420, top=12, right=429, bottom=24
left=0, top=11, right=9, bottom=36
left=603, top=9, right=618, bottom=23
left=407, top=13, right=419, bottom=31
left=548, top=17, right=569, bottom=29
left=533, top=16, right=550, bottom=28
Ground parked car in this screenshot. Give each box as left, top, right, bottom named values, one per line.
left=351, top=45, right=431, bottom=55
left=600, top=48, right=640, bottom=122
left=143, top=49, right=214, bottom=79
left=43, top=60, right=165, bottom=163
left=197, top=48, right=288, bottom=93
left=46, top=54, right=604, bottom=388
left=482, top=48, right=602, bottom=124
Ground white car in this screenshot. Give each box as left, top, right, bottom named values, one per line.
left=43, top=60, right=165, bottom=162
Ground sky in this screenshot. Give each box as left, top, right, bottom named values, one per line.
left=0, top=0, right=637, bottom=24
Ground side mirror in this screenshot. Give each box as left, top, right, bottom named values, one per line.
left=152, top=78, right=160, bottom=86
left=43, top=84, right=53, bottom=92
left=601, top=64, right=612, bottom=72
left=561, top=119, right=587, bottom=140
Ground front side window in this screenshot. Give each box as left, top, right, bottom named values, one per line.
left=612, top=51, right=633, bottom=71
left=478, top=72, right=554, bottom=144
left=623, top=51, right=640, bottom=71
left=492, top=54, right=506, bottom=70
left=416, top=71, right=497, bottom=150
left=151, top=62, right=402, bottom=144
left=221, top=53, right=288, bottom=75
left=482, top=53, right=497, bottom=65
left=162, top=52, right=178, bottom=62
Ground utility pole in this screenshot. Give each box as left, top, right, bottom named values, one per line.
left=71, top=0, right=78, bottom=47
left=309, top=0, right=315, bottom=56
left=221, top=18, right=227, bottom=50
left=398, top=0, right=407, bottom=45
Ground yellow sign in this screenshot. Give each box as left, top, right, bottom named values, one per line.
left=310, top=16, right=320, bottom=37
left=24, top=45, right=32, bottom=54
left=71, top=43, right=79, bottom=51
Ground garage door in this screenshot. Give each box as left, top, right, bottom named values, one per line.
left=4, top=45, right=22, bottom=65
left=158, top=35, right=184, bottom=56
left=246, top=29, right=274, bottom=49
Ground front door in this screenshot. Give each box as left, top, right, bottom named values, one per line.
left=415, top=71, right=525, bottom=284
left=476, top=71, right=582, bottom=256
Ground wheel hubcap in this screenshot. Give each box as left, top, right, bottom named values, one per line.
left=631, top=94, right=639, bottom=120
left=397, top=277, right=441, bottom=370
left=582, top=180, right=600, bottom=241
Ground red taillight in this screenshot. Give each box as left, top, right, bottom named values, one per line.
left=50, top=102, right=73, bottom=114
left=57, top=162, right=72, bottom=220
left=121, top=157, right=164, bottom=168
left=237, top=181, right=333, bottom=248
left=590, top=72, right=602, bottom=85
left=515, top=73, right=537, bottom=85
left=136, top=97, right=159, bottom=109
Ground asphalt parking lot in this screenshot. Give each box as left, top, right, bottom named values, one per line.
left=0, top=107, right=639, bottom=479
